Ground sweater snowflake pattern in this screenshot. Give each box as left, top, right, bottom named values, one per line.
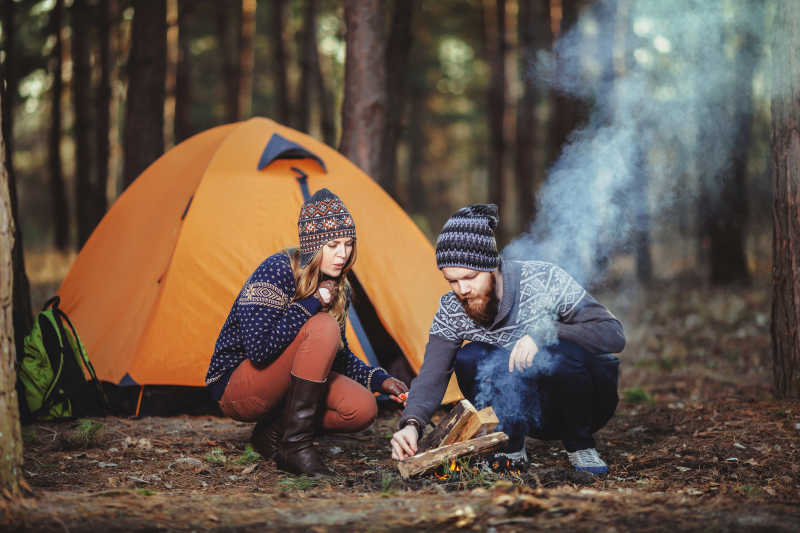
left=205, top=252, right=389, bottom=400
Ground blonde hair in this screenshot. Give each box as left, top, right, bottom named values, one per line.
left=285, top=242, right=357, bottom=329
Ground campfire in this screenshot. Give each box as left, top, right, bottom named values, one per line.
left=397, top=400, right=507, bottom=479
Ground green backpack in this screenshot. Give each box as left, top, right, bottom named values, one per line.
left=17, top=297, right=109, bottom=421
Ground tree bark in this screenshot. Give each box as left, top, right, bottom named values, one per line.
left=49, top=0, right=70, bottom=251
left=485, top=0, right=506, bottom=239
left=515, top=0, right=551, bottom=233
left=339, top=0, right=387, bottom=182
left=770, top=0, right=800, bottom=399
left=548, top=0, right=589, bottom=170
left=708, top=33, right=755, bottom=285
left=312, top=11, right=335, bottom=146
left=72, top=0, right=95, bottom=247
left=297, top=0, right=318, bottom=133
left=406, top=81, right=428, bottom=213
left=271, top=0, right=291, bottom=125
left=0, top=90, right=24, bottom=494
left=1, top=0, right=32, bottom=361
left=174, top=0, right=193, bottom=143
left=239, top=0, right=256, bottom=120
left=217, top=1, right=241, bottom=123
left=380, top=0, right=415, bottom=199
left=95, top=0, right=113, bottom=227
left=123, top=0, right=167, bottom=190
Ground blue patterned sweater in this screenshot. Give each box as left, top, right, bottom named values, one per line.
left=206, top=252, right=390, bottom=401
left=400, top=260, right=626, bottom=428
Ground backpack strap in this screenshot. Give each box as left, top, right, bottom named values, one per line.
left=47, top=298, right=114, bottom=415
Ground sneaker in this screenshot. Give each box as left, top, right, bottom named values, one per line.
left=567, top=448, right=608, bottom=476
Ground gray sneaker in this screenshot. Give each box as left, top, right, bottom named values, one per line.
left=567, top=448, right=608, bottom=475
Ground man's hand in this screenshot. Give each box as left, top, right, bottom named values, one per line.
left=509, top=334, right=539, bottom=372
left=382, top=377, right=409, bottom=405
left=391, top=424, right=419, bottom=460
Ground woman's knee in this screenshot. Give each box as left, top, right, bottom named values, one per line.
left=303, top=312, right=340, bottom=343
left=327, top=391, right=377, bottom=432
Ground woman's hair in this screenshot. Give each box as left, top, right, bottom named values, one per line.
left=285, top=240, right=357, bottom=329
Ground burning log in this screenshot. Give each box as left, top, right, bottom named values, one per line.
left=418, top=400, right=499, bottom=452
left=397, top=431, right=509, bottom=479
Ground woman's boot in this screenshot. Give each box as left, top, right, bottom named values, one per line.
left=274, top=374, right=332, bottom=476
left=250, top=404, right=282, bottom=460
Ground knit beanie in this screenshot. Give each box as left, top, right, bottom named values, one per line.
left=435, top=204, right=500, bottom=271
left=298, top=188, right=356, bottom=267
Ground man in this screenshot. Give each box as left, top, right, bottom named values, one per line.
left=390, top=204, right=625, bottom=475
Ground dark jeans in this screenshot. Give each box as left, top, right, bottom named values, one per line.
left=454, top=340, right=619, bottom=453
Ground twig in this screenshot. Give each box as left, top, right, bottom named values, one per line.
left=38, top=426, right=59, bottom=441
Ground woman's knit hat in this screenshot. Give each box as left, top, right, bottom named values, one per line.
left=435, top=203, right=500, bottom=271
left=298, top=188, right=356, bottom=266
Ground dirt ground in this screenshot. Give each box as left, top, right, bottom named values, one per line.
left=3, top=257, right=800, bottom=531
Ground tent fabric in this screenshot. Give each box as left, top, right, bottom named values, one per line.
left=57, top=117, right=462, bottom=403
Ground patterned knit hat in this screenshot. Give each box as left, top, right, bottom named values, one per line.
left=435, top=204, right=500, bottom=271
left=298, top=188, right=356, bottom=267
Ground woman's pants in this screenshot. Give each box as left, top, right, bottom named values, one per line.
left=454, top=339, right=619, bottom=452
left=219, top=313, right=377, bottom=432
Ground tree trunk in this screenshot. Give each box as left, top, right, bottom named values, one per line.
left=72, top=0, right=95, bottom=247
left=123, top=0, right=166, bottom=189
left=380, top=0, right=415, bottom=199
left=297, top=0, right=317, bottom=133
left=1, top=0, right=32, bottom=361
left=406, top=82, right=428, bottom=214
left=485, top=0, right=506, bottom=239
left=515, top=0, right=551, bottom=233
left=94, top=0, right=113, bottom=227
left=770, top=0, right=800, bottom=399
left=174, top=0, right=193, bottom=143
left=217, top=1, right=241, bottom=123
left=708, top=33, right=755, bottom=285
left=548, top=0, right=588, bottom=169
left=239, top=0, right=256, bottom=120
left=339, top=0, right=387, bottom=182
left=272, top=0, right=291, bottom=125
left=0, top=90, right=24, bottom=494
left=49, top=0, right=70, bottom=251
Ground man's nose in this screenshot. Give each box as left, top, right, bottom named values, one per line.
left=458, top=281, right=471, bottom=295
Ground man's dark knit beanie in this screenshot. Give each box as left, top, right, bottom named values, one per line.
left=435, top=203, right=500, bottom=271
left=298, top=188, right=356, bottom=267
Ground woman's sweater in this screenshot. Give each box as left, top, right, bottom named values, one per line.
left=206, top=252, right=390, bottom=401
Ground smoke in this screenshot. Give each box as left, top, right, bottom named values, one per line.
left=504, top=0, right=771, bottom=286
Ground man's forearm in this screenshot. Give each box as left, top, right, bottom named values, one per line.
left=399, top=335, right=460, bottom=428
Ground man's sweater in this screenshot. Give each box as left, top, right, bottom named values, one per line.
left=206, top=252, right=390, bottom=401
left=400, top=260, right=625, bottom=428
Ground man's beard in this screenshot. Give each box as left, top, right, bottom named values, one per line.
left=458, top=274, right=498, bottom=327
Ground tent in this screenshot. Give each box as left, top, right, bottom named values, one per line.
left=57, top=117, right=462, bottom=409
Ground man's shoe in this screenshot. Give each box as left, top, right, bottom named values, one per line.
left=567, top=448, right=608, bottom=475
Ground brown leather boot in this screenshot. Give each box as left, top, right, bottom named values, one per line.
left=250, top=410, right=282, bottom=460
left=274, top=374, right=332, bottom=476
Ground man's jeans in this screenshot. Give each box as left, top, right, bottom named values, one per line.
left=454, top=340, right=619, bottom=453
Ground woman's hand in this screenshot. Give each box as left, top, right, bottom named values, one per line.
left=382, top=377, right=409, bottom=405
left=313, top=279, right=339, bottom=310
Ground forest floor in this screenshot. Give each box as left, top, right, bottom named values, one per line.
left=2, top=252, right=799, bottom=532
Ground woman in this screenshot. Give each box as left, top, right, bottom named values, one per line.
left=205, top=188, right=408, bottom=476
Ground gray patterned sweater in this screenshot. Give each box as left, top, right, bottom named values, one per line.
left=399, top=260, right=625, bottom=428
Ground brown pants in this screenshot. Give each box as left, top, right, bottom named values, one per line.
left=219, top=313, right=378, bottom=432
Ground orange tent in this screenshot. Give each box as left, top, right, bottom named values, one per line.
left=57, top=117, right=462, bottom=404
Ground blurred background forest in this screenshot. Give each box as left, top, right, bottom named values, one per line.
left=0, top=0, right=774, bottom=288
